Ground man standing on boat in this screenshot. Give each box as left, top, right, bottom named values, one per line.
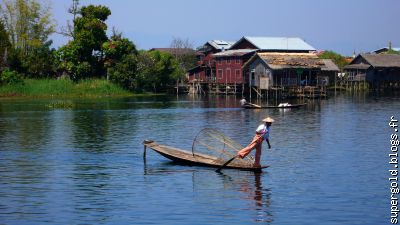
left=237, top=117, right=274, bottom=167
left=240, top=98, right=248, bottom=107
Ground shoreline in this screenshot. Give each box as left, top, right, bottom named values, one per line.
left=0, top=79, right=166, bottom=99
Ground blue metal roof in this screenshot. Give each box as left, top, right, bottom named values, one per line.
left=242, top=37, right=316, bottom=51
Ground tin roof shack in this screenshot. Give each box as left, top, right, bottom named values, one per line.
left=344, top=54, right=400, bottom=89
left=230, top=36, right=316, bottom=53
left=213, top=49, right=255, bottom=85
left=242, top=52, right=338, bottom=93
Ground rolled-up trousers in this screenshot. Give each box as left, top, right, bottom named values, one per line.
left=237, top=134, right=263, bottom=165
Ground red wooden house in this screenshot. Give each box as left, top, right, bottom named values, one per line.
left=213, top=49, right=255, bottom=85
left=187, top=40, right=234, bottom=83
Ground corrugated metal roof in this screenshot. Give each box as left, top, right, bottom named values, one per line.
left=213, top=49, right=255, bottom=57
left=243, top=37, right=316, bottom=51
left=207, top=40, right=235, bottom=50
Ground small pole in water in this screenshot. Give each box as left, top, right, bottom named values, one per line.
left=143, top=145, right=147, bottom=160
left=142, top=140, right=154, bottom=161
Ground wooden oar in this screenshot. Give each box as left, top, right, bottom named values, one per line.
left=216, top=156, right=237, bottom=172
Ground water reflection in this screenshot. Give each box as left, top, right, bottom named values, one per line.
left=144, top=161, right=274, bottom=224
left=72, top=110, right=110, bottom=151
left=220, top=171, right=273, bottom=224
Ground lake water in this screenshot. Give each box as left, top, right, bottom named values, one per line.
left=0, top=92, right=398, bottom=225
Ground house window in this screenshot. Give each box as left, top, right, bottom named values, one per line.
left=218, top=69, right=223, bottom=80
left=236, top=58, right=241, bottom=64
left=227, top=58, right=231, bottom=64
left=218, top=58, right=222, bottom=65
left=235, top=69, right=241, bottom=78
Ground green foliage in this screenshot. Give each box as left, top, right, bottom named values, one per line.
left=0, top=78, right=133, bottom=97
left=103, top=35, right=137, bottom=66
left=0, top=0, right=55, bottom=78
left=58, top=4, right=111, bottom=81
left=0, top=21, right=10, bottom=67
left=22, top=41, right=57, bottom=78
left=0, top=69, right=24, bottom=85
left=318, top=50, right=348, bottom=70
left=107, top=54, right=138, bottom=90
left=136, top=50, right=182, bottom=92
left=0, top=2, right=190, bottom=95
left=102, top=33, right=138, bottom=90
left=386, top=49, right=400, bottom=55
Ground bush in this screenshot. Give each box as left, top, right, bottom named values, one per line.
left=0, top=69, right=24, bottom=85
left=108, top=54, right=137, bottom=90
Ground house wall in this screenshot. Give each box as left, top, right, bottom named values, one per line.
left=188, top=68, right=207, bottom=82
left=369, top=68, right=400, bottom=82
left=214, top=54, right=254, bottom=84
left=247, top=58, right=273, bottom=89
left=215, top=56, right=244, bottom=84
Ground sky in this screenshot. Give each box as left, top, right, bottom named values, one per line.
left=49, top=0, right=400, bottom=56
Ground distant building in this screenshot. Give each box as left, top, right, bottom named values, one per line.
left=242, top=52, right=339, bottom=90
left=187, top=40, right=235, bottom=83
left=230, top=36, right=316, bottom=53
left=344, top=54, right=400, bottom=87
left=187, top=36, right=340, bottom=95
left=213, top=49, right=255, bottom=85
left=373, top=47, right=400, bottom=54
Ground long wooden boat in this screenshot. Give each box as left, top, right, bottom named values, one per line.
left=242, top=103, right=307, bottom=109
left=143, top=140, right=268, bottom=171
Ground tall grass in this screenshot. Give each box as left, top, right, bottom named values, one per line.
left=0, top=79, right=134, bottom=98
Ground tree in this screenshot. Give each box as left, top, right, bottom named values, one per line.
left=59, top=0, right=80, bottom=38
left=58, top=4, right=111, bottom=81
left=318, top=50, right=348, bottom=70
left=0, top=0, right=55, bottom=55
left=103, top=30, right=138, bottom=90
left=0, top=20, right=11, bottom=68
left=0, top=0, right=56, bottom=77
left=169, top=37, right=196, bottom=80
left=137, top=50, right=182, bottom=92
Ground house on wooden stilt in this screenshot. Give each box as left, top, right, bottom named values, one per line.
left=344, top=54, right=400, bottom=90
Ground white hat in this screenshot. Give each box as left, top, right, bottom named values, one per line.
left=262, top=117, right=274, bottom=123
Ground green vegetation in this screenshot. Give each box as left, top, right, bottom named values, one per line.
left=0, top=78, right=136, bottom=98
left=386, top=49, right=400, bottom=55
left=318, top=50, right=348, bottom=70
left=46, top=100, right=75, bottom=109
left=0, top=0, right=196, bottom=98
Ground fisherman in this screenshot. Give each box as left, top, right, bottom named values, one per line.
left=237, top=117, right=274, bottom=167
left=240, top=98, right=248, bottom=107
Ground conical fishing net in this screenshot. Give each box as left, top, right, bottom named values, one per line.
left=192, top=128, right=254, bottom=166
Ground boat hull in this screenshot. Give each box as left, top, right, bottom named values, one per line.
left=143, top=141, right=268, bottom=171
left=242, top=103, right=307, bottom=109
